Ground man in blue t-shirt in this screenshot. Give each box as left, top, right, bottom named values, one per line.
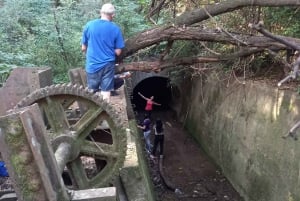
left=81, top=3, right=125, bottom=102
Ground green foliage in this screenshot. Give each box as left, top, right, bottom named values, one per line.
left=1, top=0, right=300, bottom=85
left=0, top=0, right=149, bottom=83
left=264, top=7, right=300, bottom=37
left=0, top=64, right=15, bottom=87
left=168, top=66, right=192, bottom=86
left=113, top=0, right=150, bottom=37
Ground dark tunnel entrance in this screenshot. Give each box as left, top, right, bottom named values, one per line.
left=131, top=76, right=172, bottom=112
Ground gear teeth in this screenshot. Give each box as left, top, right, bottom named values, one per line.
left=77, top=86, right=85, bottom=97
left=16, top=101, right=25, bottom=108
left=39, top=87, right=49, bottom=98
left=24, top=96, right=35, bottom=106
left=57, top=84, right=65, bottom=94
left=91, top=93, right=100, bottom=102
left=61, top=83, right=67, bottom=87
left=47, top=85, right=56, bottom=95
left=69, top=85, right=77, bottom=96
left=83, top=89, right=92, bottom=98
left=14, top=84, right=128, bottom=187
left=93, top=96, right=102, bottom=104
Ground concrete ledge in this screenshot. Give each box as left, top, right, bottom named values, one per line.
left=71, top=187, right=116, bottom=201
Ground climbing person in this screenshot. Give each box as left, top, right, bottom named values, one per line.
left=81, top=3, right=125, bottom=102
left=137, top=114, right=152, bottom=153
left=138, top=92, right=161, bottom=118
left=150, top=118, right=164, bottom=159
left=111, top=71, right=131, bottom=96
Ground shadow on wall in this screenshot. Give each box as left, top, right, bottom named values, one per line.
left=131, top=76, right=173, bottom=111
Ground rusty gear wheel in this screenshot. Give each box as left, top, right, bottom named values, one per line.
left=15, top=84, right=127, bottom=189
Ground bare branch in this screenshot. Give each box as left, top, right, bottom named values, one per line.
left=122, top=26, right=298, bottom=58
left=250, top=22, right=300, bottom=51
left=117, top=47, right=266, bottom=73
left=174, top=0, right=300, bottom=26
left=123, top=0, right=300, bottom=58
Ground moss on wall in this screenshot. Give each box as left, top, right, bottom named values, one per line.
left=178, top=76, right=300, bottom=201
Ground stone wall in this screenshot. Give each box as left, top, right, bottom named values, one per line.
left=178, top=74, right=300, bottom=201
left=0, top=67, right=52, bottom=115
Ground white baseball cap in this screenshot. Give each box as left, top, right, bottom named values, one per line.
left=100, top=3, right=115, bottom=14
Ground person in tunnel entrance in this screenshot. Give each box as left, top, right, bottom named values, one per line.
left=150, top=118, right=164, bottom=159
left=138, top=92, right=161, bottom=118
left=137, top=114, right=152, bottom=153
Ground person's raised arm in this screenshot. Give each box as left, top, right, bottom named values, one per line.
left=138, top=92, right=147, bottom=100
left=81, top=44, right=87, bottom=54
left=137, top=124, right=145, bottom=130
left=152, top=101, right=161, bottom=106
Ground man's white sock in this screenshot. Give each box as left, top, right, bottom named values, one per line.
left=100, top=91, right=111, bottom=102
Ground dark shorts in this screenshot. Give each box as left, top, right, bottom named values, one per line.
left=114, top=77, right=124, bottom=90
left=86, top=62, right=115, bottom=92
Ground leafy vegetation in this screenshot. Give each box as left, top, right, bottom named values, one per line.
left=264, top=7, right=300, bottom=37
left=0, top=0, right=300, bottom=84
left=0, top=64, right=15, bottom=87
left=0, top=0, right=149, bottom=83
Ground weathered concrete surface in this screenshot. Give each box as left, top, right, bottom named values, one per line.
left=178, top=74, right=300, bottom=201
left=68, top=68, right=155, bottom=201
left=71, top=188, right=116, bottom=201
left=0, top=67, right=52, bottom=116
left=120, top=121, right=156, bottom=201
left=0, top=104, right=69, bottom=201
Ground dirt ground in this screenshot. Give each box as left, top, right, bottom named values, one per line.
left=144, top=110, right=244, bottom=201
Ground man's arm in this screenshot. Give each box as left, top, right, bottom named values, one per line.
left=137, top=125, right=145, bottom=130
left=81, top=44, right=87, bottom=53
left=119, top=72, right=131, bottom=79
left=115, top=48, right=122, bottom=56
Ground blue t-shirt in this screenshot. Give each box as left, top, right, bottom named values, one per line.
left=82, top=19, right=125, bottom=73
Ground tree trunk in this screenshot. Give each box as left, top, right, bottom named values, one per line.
left=123, top=0, right=300, bottom=58
left=120, top=0, right=300, bottom=72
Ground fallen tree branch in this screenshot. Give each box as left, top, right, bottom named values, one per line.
left=122, top=25, right=299, bottom=58
left=117, top=47, right=266, bottom=73
left=250, top=22, right=300, bottom=51
left=123, top=0, right=300, bottom=59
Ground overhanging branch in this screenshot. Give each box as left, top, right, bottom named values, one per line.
left=122, top=26, right=300, bottom=58
left=117, top=47, right=266, bottom=73
left=250, top=22, right=300, bottom=51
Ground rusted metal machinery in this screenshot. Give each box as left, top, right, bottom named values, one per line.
left=0, top=84, right=128, bottom=201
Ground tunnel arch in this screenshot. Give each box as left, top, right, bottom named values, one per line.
left=131, top=76, right=172, bottom=111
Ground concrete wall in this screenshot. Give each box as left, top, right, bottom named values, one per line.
left=0, top=67, right=52, bottom=116
left=130, top=70, right=169, bottom=90
left=180, top=74, right=300, bottom=201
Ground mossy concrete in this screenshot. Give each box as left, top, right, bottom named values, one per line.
left=119, top=120, right=156, bottom=201
left=178, top=75, right=300, bottom=201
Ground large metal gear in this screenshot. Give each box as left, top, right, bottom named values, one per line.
left=14, top=83, right=127, bottom=189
